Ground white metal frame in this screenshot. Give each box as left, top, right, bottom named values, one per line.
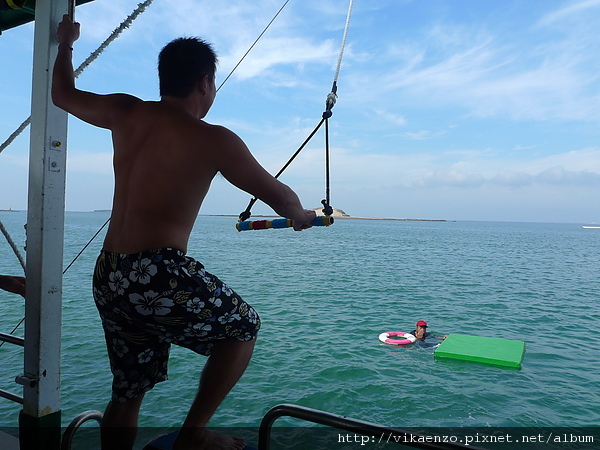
left=19, top=1, right=70, bottom=448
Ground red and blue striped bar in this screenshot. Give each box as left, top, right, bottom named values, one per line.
left=236, top=216, right=334, bottom=231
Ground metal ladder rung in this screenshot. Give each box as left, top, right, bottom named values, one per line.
left=0, top=331, right=25, bottom=405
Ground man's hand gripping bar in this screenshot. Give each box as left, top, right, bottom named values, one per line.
left=236, top=216, right=334, bottom=231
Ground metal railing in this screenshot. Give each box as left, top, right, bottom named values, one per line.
left=57, top=404, right=486, bottom=450
left=0, top=332, right=25, bottom=405
left=0, top=332, right=25, bottom=347
left=258, top=404, right=481, bottom=450
left=0, top=388, right=23, bottom=404
left=61, top=410, right=103, bottom=450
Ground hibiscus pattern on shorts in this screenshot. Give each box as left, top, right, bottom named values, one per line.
left=93, top=248, right=260, bottom=402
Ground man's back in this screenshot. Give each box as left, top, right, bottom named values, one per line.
left=104, top=98, right=219, bottom=254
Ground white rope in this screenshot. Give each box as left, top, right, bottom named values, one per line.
left=74, top=0, right=154, bottom=77
left=333, top=0, right=354, bottom=85
left=0, top=219, right=26, bottom=273
left=0, top=0, right=155, bottom=155
left=325, top=0, right=354, bottom=112
left=0, top=118, right=30, bottom=155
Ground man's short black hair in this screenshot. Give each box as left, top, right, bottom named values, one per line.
left=158, top=37, right=218, bottom=98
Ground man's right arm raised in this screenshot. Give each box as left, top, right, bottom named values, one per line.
left=52, top=15, right=138, bottom=130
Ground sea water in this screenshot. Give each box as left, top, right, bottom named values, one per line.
left=0, top=212, right=599, bottom=447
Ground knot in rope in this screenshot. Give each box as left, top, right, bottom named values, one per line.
left=321, top=199, right=333, bottom=216
left=324, top=92, right=337, bottom=117
left=323, top=81, right=338, bottom=119
left=239, top=203, right=255, bottom=222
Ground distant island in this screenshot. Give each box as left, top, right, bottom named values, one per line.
left=306, top=207, right=446, bottom=222
left=200, top=207, right=447, bottom=222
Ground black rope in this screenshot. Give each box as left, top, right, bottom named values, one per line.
left=239, top=70, right=342, bottom=221
left=238, top=117, right=326, bottom=221
left=319, top=78, right=338, bottom=217
left=237, top=0, right=357, bottom=222
left=321, top=117, right=333, bottom=216
left=62, top=216, right=110, bottom=275
left=0, top=318, right=24, bottom=349
left=217, top=0, right=291, bottom=93
left=238, top=100, right=339, bottom=221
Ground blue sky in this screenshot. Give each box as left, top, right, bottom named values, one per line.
left=1, top=0, right=599, bottom=223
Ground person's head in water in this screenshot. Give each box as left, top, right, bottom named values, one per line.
left=158, top=37, right=218, bottom=98
left=415, top=320, right=428, bottom=340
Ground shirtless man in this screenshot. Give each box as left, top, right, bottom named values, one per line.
left=52, top=16, right=315, bottom=450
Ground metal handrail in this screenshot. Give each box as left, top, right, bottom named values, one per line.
left=0, top=331, right=24, bottom=347
left=61, top=410, right=103, bottom=450
left=0, top=332, right=25, bottom=406
left=258, top=404, right=481, bottom=450
left=59, top=404, right=486, bottom=449
left=0, top=388, right=23, bottom=404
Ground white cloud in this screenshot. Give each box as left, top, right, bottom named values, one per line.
left=374, top=109, right=406, bottom=127
left=538, top=0, right=600, bottom=26
left=490, top=170, right=532, bottom=187
left=414, top=170, right=485, bottom=188
left=222, top=37, right=338, bottom=80
left=342, top=4, right=600, bottom=123
left=316, top=144, right=600, bottom=193
left=525, top=148, right=600, bottom=174
left=400, top=130, right=447, bottom=141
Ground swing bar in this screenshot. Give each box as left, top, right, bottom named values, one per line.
left=236, top=216, right=334, bottom=231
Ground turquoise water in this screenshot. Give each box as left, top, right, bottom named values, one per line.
left=1, top=212, right=599, bottom=445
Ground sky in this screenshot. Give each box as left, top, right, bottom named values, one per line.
left=1, top=0, right=599, bottom=223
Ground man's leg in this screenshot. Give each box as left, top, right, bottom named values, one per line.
left=173, top=338, right=256, bottom=450
left=100, top=394, right=144, bottom=450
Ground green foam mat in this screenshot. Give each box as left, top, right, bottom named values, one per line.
left=434, top=334, right=525, bottom=369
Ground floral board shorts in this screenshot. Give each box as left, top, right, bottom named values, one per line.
left=92, top=248, right=260, bottom=402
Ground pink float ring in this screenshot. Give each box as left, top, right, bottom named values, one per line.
left=378, top=331, right=417, bottom=345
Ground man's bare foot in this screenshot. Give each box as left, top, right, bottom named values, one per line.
left=173, top=428, right=245, bottom=450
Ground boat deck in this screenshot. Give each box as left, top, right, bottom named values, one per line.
left=0, top=430, right=19, bottom=450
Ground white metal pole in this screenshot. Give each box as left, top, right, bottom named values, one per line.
left=21, top=0, right=70, bottom=447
